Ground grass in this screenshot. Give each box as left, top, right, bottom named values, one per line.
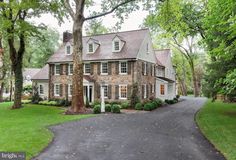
left=0, top=102, right=93, bottom=160
left=196, top=100, right=236, bottom=160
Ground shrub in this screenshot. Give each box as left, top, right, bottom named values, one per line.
left=121, top=101, right=129, bottom=109
left=21, top=100, right=31, bottom=104
left=173, top=97, right=178, bottom=102
left=142, top=99, right=151, bottom=105
left=93, top=105, right=101, bottom=114
left=31, top=85, right=42, bottom=104
left=105, top=104, right=111, bottom=112
left=111, top=104, right=121, bottom=113
left=165, top=99, right=175, bottom=104
left=135, top=103, right=143, bottom=110
left=143, top=103, right=153, bottom=111
left=130, top=82, right=140, bottom=108
left=154, top=98, right=163, bottom=107
left=176, top=95, right=180, bottom=99
left=49, top=101, right=58, bottom=106
left=91, top=100, right=100, bottom=108
left=151, top=101, right=158, bottom=110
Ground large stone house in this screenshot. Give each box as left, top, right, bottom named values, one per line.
left=32, top=29, right=176, bottom=102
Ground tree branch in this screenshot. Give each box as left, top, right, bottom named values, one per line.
left=64, top=0, right=75, bottom=20
left=84, top=0, right=136, bottom=21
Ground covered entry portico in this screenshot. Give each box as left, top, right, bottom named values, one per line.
left=83, top=76, right=95, bottom=103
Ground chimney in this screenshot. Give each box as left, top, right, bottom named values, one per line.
left=63, top=31, right=73, bottom=43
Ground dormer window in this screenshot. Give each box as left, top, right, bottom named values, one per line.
left=65, top=43, right=72, bottom=55
left=66, top=46, right=70, bottom=55
left=88, top=43, right=94, bottom=53
left=114, top=41, right=120, bottom=51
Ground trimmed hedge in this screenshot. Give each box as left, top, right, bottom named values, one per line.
left=105, top=104, right=111, bottom=112
left=93, top=105, right=101, bottom=114
left=143, top=103, right=153, bottom=111
left=111, top=104, right=121, bottom=113
left=121, top=101, right=129, bottom=109
left=135, top=103, right=143, bottom=110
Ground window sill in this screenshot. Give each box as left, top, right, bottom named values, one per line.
left=119, top=97, right=127, bottom=100
left=119, top=73, right=128, bottom=75
left=84, top=73, right=90, bottom=75
left=54, top=94, right=60, bottom=97
left=101, top=73, right=108, bottom=75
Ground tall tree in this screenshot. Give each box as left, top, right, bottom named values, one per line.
left=85, top=18, right=108, bottom=36
left=144, top=0, right=205, bottom=97
left=63, top=0, right=156, bottom=113
left=0, top=0, right=64, bottom=109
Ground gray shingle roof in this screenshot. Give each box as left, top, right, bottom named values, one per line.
left=31, top=64, right=49, bottom=80
left=155, top=49, right=171, bottom=67
left=23, top=68, right=41, bottom=78
left=47, top=29, right=149, bottom=63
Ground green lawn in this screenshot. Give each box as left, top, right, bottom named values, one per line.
left=196, top=100, right=236, bottom=160
left=0, top=102, right=93, bottom=160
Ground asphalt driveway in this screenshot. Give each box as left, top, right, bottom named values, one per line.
left=34, top=97, right=225, bottom=160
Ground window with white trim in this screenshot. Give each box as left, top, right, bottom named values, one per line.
left=54, top=84, right=60, bottom=96
left=84, top=63, right=90, bottom=74
left=68, top=63, right=73, bottom=75
left=55, top=64, right=60, bottom=75
left=66, top=45, right=71, bottom=55
left=101, top=85, right=108, bottom=98
left=101, top=62, right=108, bottom=74
left=144, top=84, right=147, bottom=98
left=119, top=61, right=127, bottom=74
left=88, top=43, right=93, bottom=53
left=68, top=84, right=72, bottom=96
left=114, top=41, right=120, bottom=51
left=39, top=84, right=44, bottom=95
left=119, top=85, right=127, bottom=99
left=152, top=84, right=155, bottom=93
left=144, top=62, right=147, bottom=75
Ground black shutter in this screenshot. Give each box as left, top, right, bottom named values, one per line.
left=142, top=62, right=145, bottom=75
left=127, top=84, right=132, bottom=99
left=51, top=64, right=55, bottom=75
left=108, top=62, right=112, bottom=75
left=151, top=64, right=153, bottom=76
left=128, top=61, right=132, bottom=75
left=142, top=85, right=144, bottom=99
left=97, top=62, right=101, bottom=75
left=90, top=63, right=94, bottom=75
left=146, top=85, right=149, bottom=98
left=116, top=62, right=119, bottom=74
left=154, top=66, right=156, bottom=77
left=52, top=84, right=54, bottom=97
left=60, top=64, right=63, bottom=75
left=65, top=64, right=69, bottom=75
left=65, top=84, right=68, bottom=98
left=60, top=84, right=63, bottom=97
left=108, top=85, right=112, bottom=99
left=115, top=85, right=119, bottom=99
left=97, top=83, right=100, bottom=98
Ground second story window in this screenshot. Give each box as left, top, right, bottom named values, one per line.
left=119, top=61, right=127, bottom=74
left=84, top=63, right=91, bottom=74
left=55, top=64, right=60, bottom=75
left=143, top=62, right=147, bottom=75
left=68, top=63, right=73, bottom=75
left=114, top=41, right=120, bottom=51
left=101, top=62, right=108, bottom=74
left=88, top=43, right=93, bottom=53
left=66, top=45, right=71, bottom=55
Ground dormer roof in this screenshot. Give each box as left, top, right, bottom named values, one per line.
left=47, top=29, right=149, bottom=63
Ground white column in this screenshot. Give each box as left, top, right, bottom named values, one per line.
left=101, top=86, right=105, bottom=113
left=87, top=85, right=90, bottom=103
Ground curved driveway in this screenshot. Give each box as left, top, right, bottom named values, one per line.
left=34, top=97, right=225, bottom=160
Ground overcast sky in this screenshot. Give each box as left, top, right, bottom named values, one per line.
left=31, top=3, right=148, bottom=37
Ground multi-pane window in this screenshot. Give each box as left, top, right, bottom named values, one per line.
left=88, top=43, right=93, bottom=53
left=101, top=85, right=108, bottom=98
left=84, top=63, right=91, bottom=74
left=114, top=41, right=120, bottom=51
left=101, top=62, right=108, bottom=74
left=55, top=64, right=60, bottom=75
left=144, top=62, right=147, bottom=75
left=68, top=84, right=72, bottom=96
left=144, top=84, right=147, bottom=98
left=66, top=45, right=71, bottom=55
left=120, top=61, right=127, bottom=74
left=39, top=84, right=44, bottom=95
left=54, top=84, right=60, bottom=96
left=160, top=84, right=165, bottom=95
left=119, top=85, right=127, bottom=99
left=69, top=64, right=73, bottom=75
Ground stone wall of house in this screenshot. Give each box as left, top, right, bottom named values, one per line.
left=48, top=59, right=156, bottom=102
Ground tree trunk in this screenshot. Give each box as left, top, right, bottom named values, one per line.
left=70, top=16, right=86, bottom=113
left=0, top=82, right=4, bottom=102
left=189, top=62, right=200, bottom=97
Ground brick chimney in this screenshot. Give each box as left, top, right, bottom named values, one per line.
left=63, top=31, right=72, bottom=43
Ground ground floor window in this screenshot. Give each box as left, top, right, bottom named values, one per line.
left=68, top=84, right=72, bottom=96
left=119, top=85, right=127, bottom=99
left=101, top=85, right=108, bottom=98
left=160, top=84, right=165, bottom=95
left=54, top=84, right=60, bottom=96
left=39, top=84, right=44, bottom=95
left=144, top=84, right=147, bottom=98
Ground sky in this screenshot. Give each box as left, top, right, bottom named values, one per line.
left=31, top=3, right=149, bottom=37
